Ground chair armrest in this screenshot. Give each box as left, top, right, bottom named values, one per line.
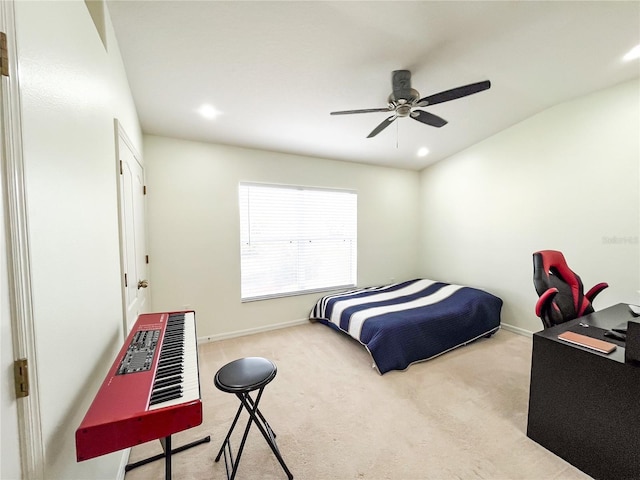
left=535, top=288, right=559, bottom=318
left=585, top=282, right=608, bottom=303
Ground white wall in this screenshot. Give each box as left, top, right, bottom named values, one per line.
left=14, top=1, right=141, bottom=478
left=144, top=135, right=421, bottom=339
left=419, top=79, right=640, bottom=333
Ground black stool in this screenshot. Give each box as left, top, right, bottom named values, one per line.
left=214, top=357, right=293, bottom=480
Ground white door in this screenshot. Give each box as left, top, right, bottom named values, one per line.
left=1, top=109, right=23, bottom=480
left=117, top=122, right=149, bottom=332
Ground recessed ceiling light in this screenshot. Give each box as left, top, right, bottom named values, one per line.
left=198, top=104, right=222, bottom=119
left=417, top=147, right=429, bottom=157
left=623, top=44, right=640, bottom=62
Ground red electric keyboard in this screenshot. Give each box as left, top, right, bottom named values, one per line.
left=76, top=310, right=209, bottom=478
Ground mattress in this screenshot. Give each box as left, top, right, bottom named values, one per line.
left=309, top=279, right=503, bottom=374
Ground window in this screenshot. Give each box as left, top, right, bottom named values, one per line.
left=239, top=182, right=357, bottom=301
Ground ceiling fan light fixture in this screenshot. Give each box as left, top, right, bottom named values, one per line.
left=396, top=105, right=412, bottom=117
left=623, top=44, right=640, bottom=62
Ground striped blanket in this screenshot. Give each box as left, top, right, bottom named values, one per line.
left=309, top=279, right=503, bottom=374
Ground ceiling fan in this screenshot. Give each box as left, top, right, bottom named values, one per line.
left=330, top=70, right=491, bottom=138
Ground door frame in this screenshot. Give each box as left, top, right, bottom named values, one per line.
left=1, top=1, right=44, bottom=478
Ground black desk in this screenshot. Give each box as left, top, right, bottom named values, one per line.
left=527, top=303, right=640, bottom=480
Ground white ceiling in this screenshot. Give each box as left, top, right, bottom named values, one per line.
left=106, top=1, right=640, bottom=170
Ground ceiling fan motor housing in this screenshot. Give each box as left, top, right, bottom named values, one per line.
left=391, top=70, right=419, bottom=99
left=390, top=70, right=419, bottom=114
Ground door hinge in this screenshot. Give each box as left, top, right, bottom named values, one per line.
left=119, top=160, right=123, bottom=175
left=145, top=255, right=149, bottom=264
left=14, top=358, right=29, bottom=398
left=143, top=185, right=147, bottom=195
left=1, top=32, right=9, bottom=77
left=124, top=272, right=128, bottom=287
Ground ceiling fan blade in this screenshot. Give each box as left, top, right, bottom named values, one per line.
left=418, top=80, right=491, bottom=106
left=330, top=108, right=391, bottom=115
left=411, top=110, right=448, bottom=128
left=367, top=115, right=397, bottom=138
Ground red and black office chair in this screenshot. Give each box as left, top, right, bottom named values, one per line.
left=532, top=250, right=608, bottom=328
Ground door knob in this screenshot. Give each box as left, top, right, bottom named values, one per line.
left=137, top=279, right=149, bottom=289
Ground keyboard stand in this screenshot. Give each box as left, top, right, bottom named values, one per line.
left=125, top=434, right=211, bottom=480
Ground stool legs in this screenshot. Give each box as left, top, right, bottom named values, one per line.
left=237, top=392, right=293, bottom=480
left=215, top=387, right=293, bottom=480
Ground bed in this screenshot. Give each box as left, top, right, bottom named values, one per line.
left=309, top=278, right=503, bottom=374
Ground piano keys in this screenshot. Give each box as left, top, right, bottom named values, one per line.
left=75, top=310, right=209, bottom=477
left=149, top=312, right=200, bottom=408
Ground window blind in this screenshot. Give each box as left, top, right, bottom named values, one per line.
left=239, top=182, right=357, bottom=301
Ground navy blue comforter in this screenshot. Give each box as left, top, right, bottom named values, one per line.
left=309, top=279, right=503, bottom=374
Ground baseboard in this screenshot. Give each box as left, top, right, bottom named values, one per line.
left=199, top=319, right=535, bottom=343
left=198, top=317, right=310, bottom=343
left=500, top=322, right=533, bottom=338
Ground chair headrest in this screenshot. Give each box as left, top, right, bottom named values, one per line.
left=535, top=250, right=575, bottom=282
left=533, top=249, right=585, bottom=314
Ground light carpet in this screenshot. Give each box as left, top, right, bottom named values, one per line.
left=125, top=323, right=592, bottom=480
